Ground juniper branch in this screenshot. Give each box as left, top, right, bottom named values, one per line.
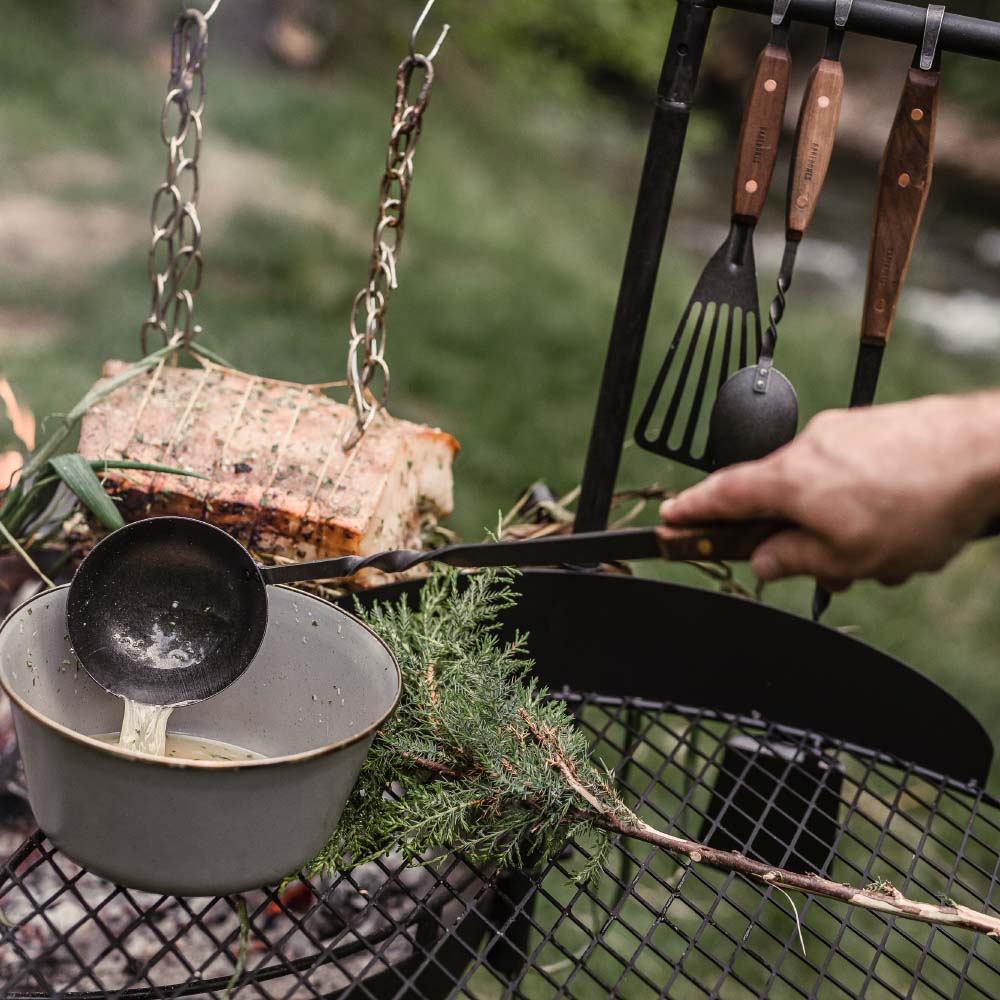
left=310, top=569, right=1000, bottom=943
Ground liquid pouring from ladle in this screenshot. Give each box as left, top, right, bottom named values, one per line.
left=66, top=515, right=784, bottom=707
left=707, top=0, right=850, bottom=468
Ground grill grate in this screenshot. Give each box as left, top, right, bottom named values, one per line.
left=4, top=691, right=1000, bottom=999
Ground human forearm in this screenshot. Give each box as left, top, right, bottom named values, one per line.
left=659, top=392, right=1000, bottom=589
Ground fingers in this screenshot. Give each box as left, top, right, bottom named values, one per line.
left=659, top=456, right=792, bottom=524
left=750, top=529, right=847, bottom=583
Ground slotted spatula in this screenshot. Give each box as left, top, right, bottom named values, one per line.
left=635, top=7, right=792, bottom=471
left=707, top=3, right=851, bottom=468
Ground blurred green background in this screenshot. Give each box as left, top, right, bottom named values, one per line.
left=4, top=0, right=1000, bottom=778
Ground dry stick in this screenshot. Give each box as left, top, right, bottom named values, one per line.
left=516, top=708, right=1000, bottom=942
left=403, top=753, right=461, bottom=778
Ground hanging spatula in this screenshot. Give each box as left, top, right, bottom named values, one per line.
left=813, top=5, right=942, bottom=621
left=707, top=3, right=850, bottom=468
left=635, top=2, right=792, bottom=471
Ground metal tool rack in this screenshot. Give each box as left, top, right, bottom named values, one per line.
left=6, top=1, right=1000, bottom=997
left=576, top=0, right=1000, bottom=532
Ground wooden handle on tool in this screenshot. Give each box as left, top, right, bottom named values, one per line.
left=786, top=58, right=845, bottom=238
left=860, top=66, right=939, bottom=345
left=655, top=521, right=786, bottom=562
left=732, top=43, right=792, bottom=222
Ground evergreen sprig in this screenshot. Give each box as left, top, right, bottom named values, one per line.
left=306, top=569, right=1000, bottom=944
left=308, top=568, right=629, bottom=882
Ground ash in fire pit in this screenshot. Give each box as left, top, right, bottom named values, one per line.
left=1, top=832, right=489, bottom=999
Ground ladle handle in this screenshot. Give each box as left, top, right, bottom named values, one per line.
left=259, top=523, right=789, bottom=584
left=859, top=65, right=939, bottom=346
left=786, top=57, right=844, bottom=239
left=732, top=42, right=792, bottom=223
left=655, top=520, right=785, bottom=561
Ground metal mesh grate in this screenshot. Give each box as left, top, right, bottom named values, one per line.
left=4, top=692, right=1000, bottom=999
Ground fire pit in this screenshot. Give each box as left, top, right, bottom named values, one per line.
left=3, top=569, right=1000, bottom=998
left=4, top=662, right=1000, bottom=995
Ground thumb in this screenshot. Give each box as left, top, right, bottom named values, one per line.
left=750, top=529, right=846, bottom=583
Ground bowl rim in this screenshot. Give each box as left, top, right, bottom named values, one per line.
left=0, top=583, right=402, bottom=771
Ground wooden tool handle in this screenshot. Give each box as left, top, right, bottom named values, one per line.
left=732, top=42, right=792, bottom=223
left=655, top=520, right=786, bottom=562
left=860, top=67, right=939, bottom=345
left=786, top=58, right=845, bottom=238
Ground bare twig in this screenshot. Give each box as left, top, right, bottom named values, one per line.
left=612, top=815, right=1000, bottom=939
left=521, top=705, right=1000, bottom=941
left=403, top=753, right=462, bottom=779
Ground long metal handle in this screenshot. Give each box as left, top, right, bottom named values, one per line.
left=264, top=515, right=1000, bottom=588
left=259, top=522, right=787, bottom=585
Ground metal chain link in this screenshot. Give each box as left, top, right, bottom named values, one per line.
left=181, top=0, right=222, bottom=19
left=344, top=4, right=449, bottom=449
left=140, top=9, right=210, bottom=354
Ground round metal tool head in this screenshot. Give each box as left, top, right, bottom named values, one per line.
left=708, top=365, right=799, bottom=469
left=66, top=517, right=268, bottom=706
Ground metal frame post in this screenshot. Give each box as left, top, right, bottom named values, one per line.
left=575, top=0, right=715, bottom=532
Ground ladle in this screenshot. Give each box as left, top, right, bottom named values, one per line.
left=66, top=515, right=781, bottom=706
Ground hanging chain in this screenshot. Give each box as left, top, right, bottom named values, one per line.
left=344, top=5, right=449, bottom=449
left=140, top=9, right=210, bottom=354
left=181, top=0, right=222, bottom=19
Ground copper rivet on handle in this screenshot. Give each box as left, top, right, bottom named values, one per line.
left=911, top=108, right=925, bottom=122
left=875, top=298, right=886, bottom=312
left=898, top=173, right=911, bottom=188
left=818, top=96, right=831, bottom=109
left=697, top=539, right=713, bottom=557
left=745, top=180, right=759, bottom=194
left=796, top=195, right=808, bottom=209
left=764, top=79, right=778, bottom=92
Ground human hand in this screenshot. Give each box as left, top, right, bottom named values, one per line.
left=659, top=393, right=1000, bottom=591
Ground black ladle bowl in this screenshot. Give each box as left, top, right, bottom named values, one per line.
left=707, top=360, right=799, bottom=468
left=67, top=517, right=268, bottom=706
left=67, top=515, right=787, bottom=706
